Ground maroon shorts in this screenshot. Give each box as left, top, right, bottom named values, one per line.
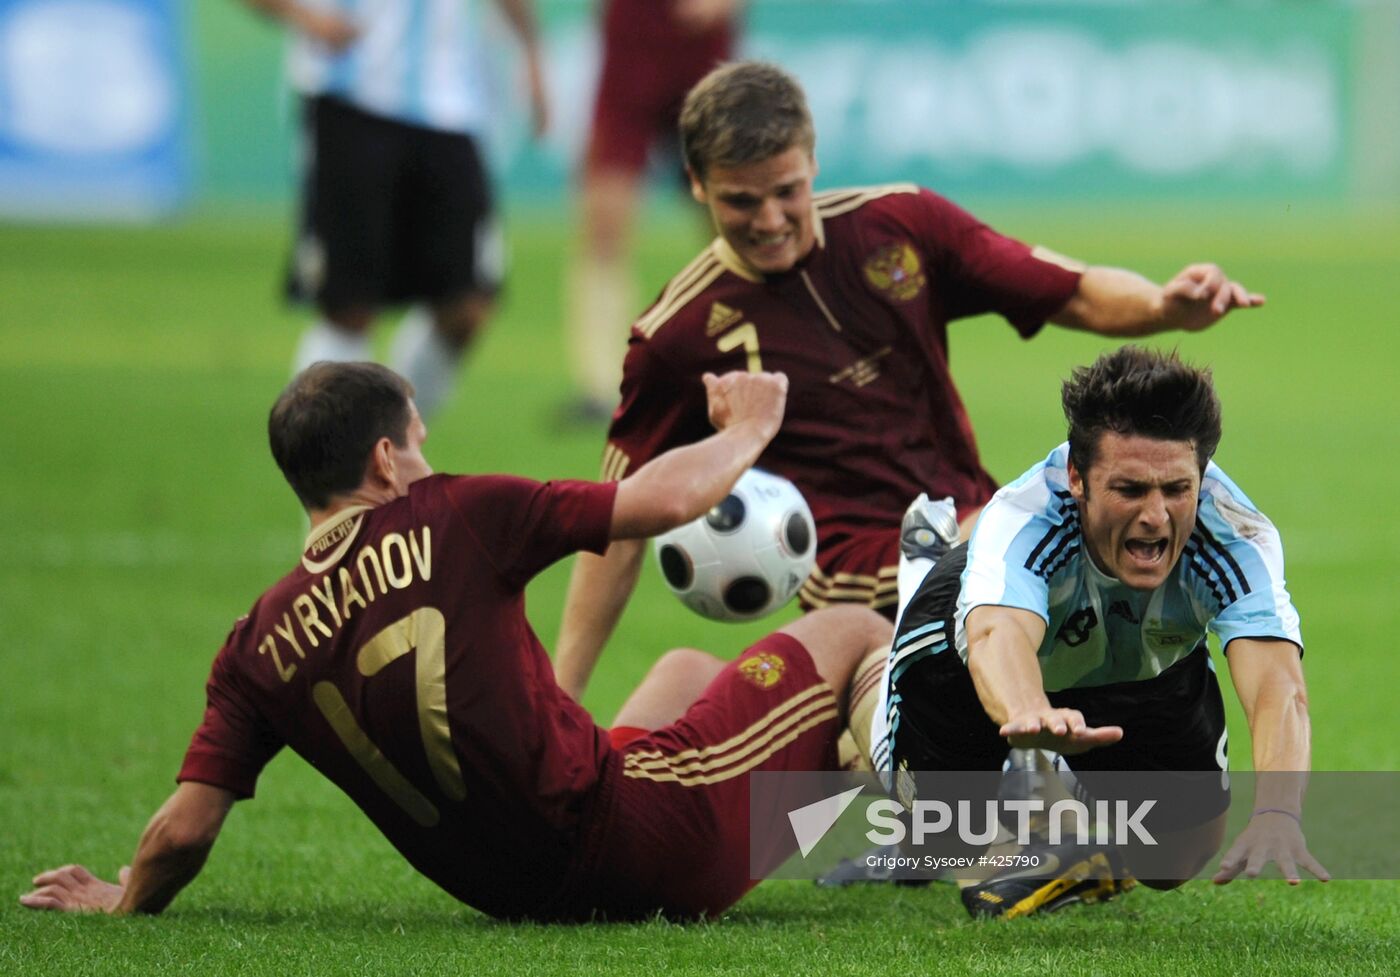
left=565, top=632, right=839, bottom=919
left=798, top=529, right=901, bottom=620
left=585, top=0, right=735, bottom=176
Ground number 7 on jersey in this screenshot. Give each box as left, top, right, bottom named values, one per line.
left=716, top=323, right=763, bottom=373
left=311, top=607, right=465, bottom=827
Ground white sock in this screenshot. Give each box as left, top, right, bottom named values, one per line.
left=895, top=554, right=934, bottom=625
left=566, top=252, right=636, bottom=406
left=390, top=307, right=462, bottom=418
left=292, top=320, right=372, bottom=374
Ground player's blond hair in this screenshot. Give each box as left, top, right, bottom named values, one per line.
left=680, top=61, right=815, bottom=179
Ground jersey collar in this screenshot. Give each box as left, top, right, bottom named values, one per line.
left=710, top=203, right=826, bottom=283
left=302, top=504, right=373, bottom=574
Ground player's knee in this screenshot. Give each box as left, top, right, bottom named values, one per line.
left=784, top=606, right=890, bottom=654
left=1136, top=877, right=1190, bottom=892
left=322, top=305, right=376, bottom=334
left=1125, top=815, right=1225, bottom=888
left=584, top=216, right=631, bottom=261
left=649, top=647, right=724, bottom=688
left=612, top=648, right=724, bottom=732
left=432, top=294, right=494, bottom=347
left=580, top=170, right=639, bottom=258
left=782, top=606, right=891, bottom=691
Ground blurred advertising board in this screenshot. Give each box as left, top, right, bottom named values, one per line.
left=108, top=1, right=1400, bottom=209
left=747, top=2, right=1353, bottom=200
left=0, top=0, right=190, bottom=219
left=484, top=0, right=1373, bottom=202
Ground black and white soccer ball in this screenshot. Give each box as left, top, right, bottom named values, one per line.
left=652, top=468, right=817, bottom=622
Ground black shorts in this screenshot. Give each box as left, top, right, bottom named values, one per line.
left=890, top=544, right=1229, bottom=777
left=287, top=96, right=502, bottom=311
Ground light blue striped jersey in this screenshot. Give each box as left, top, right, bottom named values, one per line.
left=287, top=0, right=491, bottom=135
left=955, top=443, right=1302, bottom=691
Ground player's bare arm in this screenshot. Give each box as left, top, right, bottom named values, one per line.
left=1213, top=637, right=1329, bottom=885
left=1050, top=264, right=1264, bottom=337
left=965, top=604, right=1123, bottom=755
left=556, top=370, right=786, bottom=699
left=494, top=0, right=549, bottom=137
left=610, top=370, right=786, bottom=539
left=555, top=541, right=648, bottom=699
left=243, top=0, right=359, bottom=50
left=21, top=782, right=235, bottom=915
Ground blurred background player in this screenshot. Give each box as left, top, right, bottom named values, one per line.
left=19, top=361, right=893, bottom=921
left=554, top=60, right=1265, bottom=702
left=559, top=0, right=744, bottom=423
left=874, top=346, right=1326, bottom=917
left=241, top=0, right=549, bottom=418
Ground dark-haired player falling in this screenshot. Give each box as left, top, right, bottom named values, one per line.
left=872, top=346, right=1327, bottom=918
left=20, top=361, right=890, bottom=921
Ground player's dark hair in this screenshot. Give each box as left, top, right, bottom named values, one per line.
left=1063, top=346, right=1222, bottom=477
left=268, top=362, right=415, bottom=510
left=680, top=61, right=816, bottom=179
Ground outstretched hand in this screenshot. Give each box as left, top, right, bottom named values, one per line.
left=703, top=370, right=788, bottom=442
left=1000, top=707, right=1123, bottom=756
left=20, top=864, right=129, bottom=914
left=1213, top=811, right=1329, bottom=885
left=1160, top=263, right=1265, bottom=332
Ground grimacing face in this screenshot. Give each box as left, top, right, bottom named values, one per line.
left=1068, top=432, right=1201, bottom=591
left=690, top=146, right=818, bottom=275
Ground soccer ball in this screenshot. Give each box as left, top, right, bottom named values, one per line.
left=652, top=468, right=817, bottom=622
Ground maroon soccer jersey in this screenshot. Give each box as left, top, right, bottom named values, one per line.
left=178, top=475, right=617, bottom=918
left=603, top=185, right=1083, bottom=611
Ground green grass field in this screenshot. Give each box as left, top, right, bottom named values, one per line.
left=2, top=205, right=1398, bottom=974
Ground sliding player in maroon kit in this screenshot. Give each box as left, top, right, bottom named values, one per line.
left=19, top=362, right=890, bottom=921
left=554, top=61, right=1265, bottom=701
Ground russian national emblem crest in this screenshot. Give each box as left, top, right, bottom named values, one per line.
left=862, top=242, right=926, bottom=302
left=738, top=652, right=786, bottom=689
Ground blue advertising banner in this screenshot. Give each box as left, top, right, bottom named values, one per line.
left=0, top=0, right=190, bottom=218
